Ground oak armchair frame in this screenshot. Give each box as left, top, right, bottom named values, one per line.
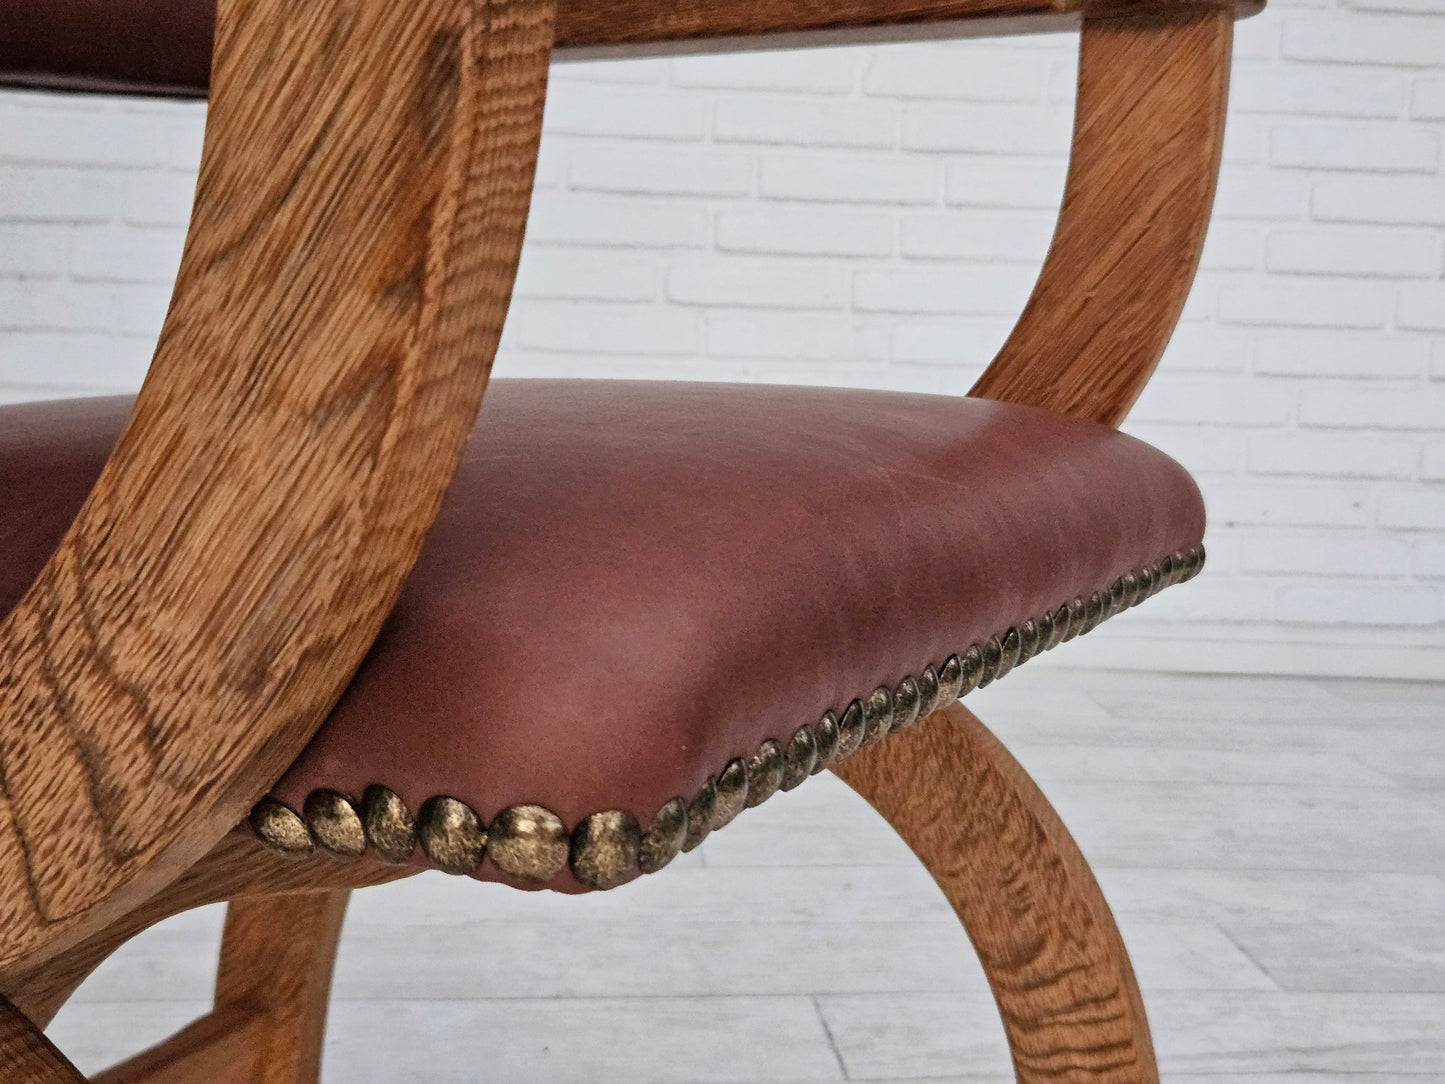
left=0, top=0, right=1247, bottom=1078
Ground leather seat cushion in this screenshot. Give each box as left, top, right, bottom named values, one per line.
left=0, top=381, right=1204, bottom=889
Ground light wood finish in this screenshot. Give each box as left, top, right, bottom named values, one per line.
left=0, top=0, right=554, bottom=977
left=0, top=997, right=85, bottom=1083
left=553, top=0, right=1257, bottom=56
left=834, top=700, right=1159, bottom=1082
left=90, top=892, right=349, bottom=1084
left=970, top=6, right=1233, bottom=426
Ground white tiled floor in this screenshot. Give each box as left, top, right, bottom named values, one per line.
left=47, top=670, right=1445, bottom=1081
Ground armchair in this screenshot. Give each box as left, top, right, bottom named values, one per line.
left=0, top=0, right=1251, bottom=1078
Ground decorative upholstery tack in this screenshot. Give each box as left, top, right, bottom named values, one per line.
left=249, top=545, right=1205, bottom=890
left=489, top=804, right=569, bottom=883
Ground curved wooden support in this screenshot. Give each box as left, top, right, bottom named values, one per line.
left=0, top=0, right=554, bottom=974
left=969, top=5, right=1232, bottom=427
left=0, top=997, right=84, bottom=1084
left=833, top=701, right=1158, bottom=1082
left=91, top=891, right=349, bottom=1084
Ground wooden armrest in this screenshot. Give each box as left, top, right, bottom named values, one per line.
left=970, top=6, right=1234, bottom=426
left=0, top=0, right=553, bottom=971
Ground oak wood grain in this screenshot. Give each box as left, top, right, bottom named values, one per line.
left=0, top=996, right=85, bottom=1084
left=88, top=1008, right=267, bottom=1084
left=834, top=701, right=1159, bottom=1082
left=969, top=6, right=1232, bottom=426
left=0, top=0, right=553, bottom=976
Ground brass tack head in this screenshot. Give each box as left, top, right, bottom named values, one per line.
left=996, top=627, right=1023, bottom=683
left=744, top=740, right=785, bottom=808
left=916, top=666, right=940, bottom=717
left=781, top=726, right=818, bottom=791
left=937, top=653, right=966, bottom=704
left=978, top=636, right=1003, bottom=688
left=892, top=675, right=921, bottom=732
left=360, top=784, right=416, bottom=865
left=811, top=711, right=840, bottom=774
left=1147, top=562, right=1164, bottom=595
left=1084, top=591, right=1106, bottom=634
left=640, top=797, right=688, bottom=874
left=1165, top=551, right=1186, bottom=585
left=1121, top=571, right=1141, bottom=609
left=958, top=646, right=984, bottom=697
left=1017, top=619, right=1040, bottom=666
left=570, top=810, right=642, bottom=891
left=1097, top=588, right=1115, bottom=625
left=683, top=778, right=717, bottom=852
left=489, top=804, right=569, bottom=883
left=1062, top=597, right=1086, bottom=642
left=1185, top=544, right=1206, bottom=580
left=250, top=799, right=314, bottom=859
left=1049, top=602, right=1072, bottom=647
left=1110, top=577, right=1128, bottom=615
left=835, top=700, right=866, bottom=760
left=417, top=795, right=488, bottom=876
left=304, top=789, right=366, bottom=859
left=712, top=759, right=749, bottom=829
left=1036, top=610, right=1056, bottom=653
left=861, top=686, right=893, bottom=748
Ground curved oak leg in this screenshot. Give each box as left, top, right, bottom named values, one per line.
left=0, top=996, right=85, bottom=1083
left=833, top=701, right=1158, bottom=1083
left=92, top=890, right=349, bottom=1084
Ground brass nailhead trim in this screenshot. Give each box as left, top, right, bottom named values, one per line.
left=781, top=726, right=817, bottom=791
left=712, top=759, right=749, bottom=830
left=570, top=810, right=641, bottom=891
left=640, top=797, right=688, bottom=874
left=417, top=795, right=488, bottom=876
left=489, top=803, right=569, bottom=883
left=682, top=778, right=717, bottom=853
left=744, top=740, right=785, bottom=808
left=304, top=790, right=366, bottom=859
left=360, top=784, right=416, bottom=865
left=250, top=799, right=314, bottom=859
left=251, top=545, right=1204, bottom=889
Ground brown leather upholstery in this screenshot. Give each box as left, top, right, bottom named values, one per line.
left=0, top=381, right=1204, bottom=889
left=0, top=0, right=213, bottom=97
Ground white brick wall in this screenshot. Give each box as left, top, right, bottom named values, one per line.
left=2, top=0, right=1443, bottom=678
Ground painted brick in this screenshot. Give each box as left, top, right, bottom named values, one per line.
left=124, top=173, right=197, bottom=227
left=706, top=312, right=888, bottom=361
left=1254, top=331, right=1427, bottom=378
left=1210, top=483, right=1372, bottom=527
left=1270, top=122, right=1439, bottom=173
left=1283, top=14, right=1445, bottom=66
left=1265, top=228, right=1442, bottom=276
left=1138, top=580, right=1273, bottom=623
left=0, top=102, right=168, bottom=168
left=1242, top=532, right=1412, bottom=575
left=1300, top=384, right=1445, bottom=429
left=1130, top=377, right=1296, bottom=427
left=715, top=209, right=894, bottom=258
left=1347, top=0, right=1445, bottom=13
left=898, top=210, right=1056, bottom=263
left=1120, top=424, right=1245, bottom=474
left=1199, top=224, right=1262, bottom=271
left=667, top=259, right=847, bottom=309
left=1160, top=324, right=1254, bottom=373
left=1312, top=175, right=1445, bottom=226
left=670, top=50, right=856, bottom=93
left=1379, top=490, right=1445, bottom=529
left=571, top=146, right=753, bottom=197
left=526, top=195, right=708, bottom=249
left=1218, top=279, right=1394, bottom=328
left=760, top=154, right=937, bottom=205
left=903, top=103, right=1072, bottom=156
left=890, top=317, right=1014, bottom=366
left=852, top=265, right=1038, bottom=315
left=944, top=158, right=1068, bottom=209
left=1276, top=585, right=1440, bottom=625
left=1230, top=62, right=1408, bottom=118
left=550, top=58, right=666, bottom=85
left=1414, top=77, right=1445, bottom=119
left=1416, top=538, right=1445, bottom=578
left=543, top=84, right=706, bottom=141
left=0, top=225, right=67, bottom=279
left=1212, top=170, right=1310, bottom=220
left=1249, top=431, right=1418, bottom=478
left=862, top=46, right=1048, bottom=101
left=714, top=98, right=895, bottom=149
left=1397, top=283, right=1445, bottom=331
left=120, top=285, right=173, bottom=337
left=1433, top=339, right=1445, bottom=381
left=513, top=302, right=698, bottom=356
left=513, top=249, right=661, bottom=302
left=1423, top=441, right=1445, bottom=480
left=0, top=167, right=114, bottom=223
left=69, top=228, right=187, bottom=285
left=0, top=331, right=152, bottom=391
left=0, top=282, right=116, bottom=333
